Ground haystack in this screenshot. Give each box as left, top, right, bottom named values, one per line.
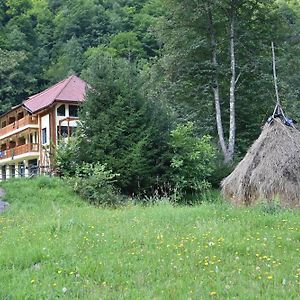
left=221, top=118, right=300, bottom=208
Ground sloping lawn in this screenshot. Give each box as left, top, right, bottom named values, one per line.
left=0, top=178, right=300, bottom=299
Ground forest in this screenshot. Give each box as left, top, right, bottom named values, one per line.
left=1, top=0, right=300, bottom=201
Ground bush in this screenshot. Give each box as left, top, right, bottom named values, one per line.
left=55, top=137, right=80, bottom=176
left=169, top=122, right=216, bottom=202
left=209, top=157, right=235, bottom=189
left=69, top=163, right=123, bottom=207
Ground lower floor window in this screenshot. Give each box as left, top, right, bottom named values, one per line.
left=42, top=128, right=47, bottom=144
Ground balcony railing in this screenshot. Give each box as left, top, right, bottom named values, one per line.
left=0, top=115, right=38, bottom=137
left=0, top=143, right=39, bottom=160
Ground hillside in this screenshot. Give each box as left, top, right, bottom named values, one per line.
left=2, top=0, right=300, bottom=158
left=0, top=178, right=299, bottom=299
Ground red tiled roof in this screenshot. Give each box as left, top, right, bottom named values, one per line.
left=23, top=75, right=87, bottom=113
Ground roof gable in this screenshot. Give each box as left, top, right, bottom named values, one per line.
left=23, top=75, right=87, bottom=113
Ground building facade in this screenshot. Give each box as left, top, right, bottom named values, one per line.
left=0, top=75, right=87, bottom=180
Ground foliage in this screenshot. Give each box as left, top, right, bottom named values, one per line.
left=79, top=53, right=172, bottom=193
left=169, top=122, right=216, bottom=199
left=69, top=162, right=122, bottom=207
left=209, top=156, right=236, bottom=189
left=0, top=0, right=300, bottom=163
left=153, top=0, right=300, bottom=158
left=0, top=0, right=162, bottom=111
left=109, top=31, right=145, bottom=61
left=0, top=48, right=27, bottom=113
left=55, top=137, right=79, bottom=177
left=257, top=197, right=283, bottom=215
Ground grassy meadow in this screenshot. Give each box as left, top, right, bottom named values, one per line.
left=0, top=178, right=300, bottom=299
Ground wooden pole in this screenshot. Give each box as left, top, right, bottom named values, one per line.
left=272, top=42, right=280, bottom=106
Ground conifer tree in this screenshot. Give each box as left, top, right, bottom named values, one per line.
left=80, top=53, right=172, bottom=193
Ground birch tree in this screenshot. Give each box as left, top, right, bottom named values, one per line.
left=156, top=0, right=288, bottom=162
left=206, top=0, right=238, bottom=162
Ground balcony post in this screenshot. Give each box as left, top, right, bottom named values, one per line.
left=6, top=165, right=10, bottom=180
left=24, top=160, right=29, bottom=178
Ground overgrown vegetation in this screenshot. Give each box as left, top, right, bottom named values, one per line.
left=169, top=122, right=216, bottom=199
left=69, top=163, right=121, bottom=207
left=1, top=178, right=300, bottom=299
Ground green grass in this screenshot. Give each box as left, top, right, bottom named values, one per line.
left=0, top=178, right=300, bottom=299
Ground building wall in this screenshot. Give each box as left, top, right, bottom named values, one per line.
left=41, top=114, right=50, bottom=146
left=55, top=103, right=79, bottom=124
left=55, top=103, right=79, bottom=141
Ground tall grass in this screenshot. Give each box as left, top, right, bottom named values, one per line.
left=0, top=178, right=300, bottom=299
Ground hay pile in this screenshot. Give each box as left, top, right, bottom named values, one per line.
left=221, top=118, right=300, bottom=208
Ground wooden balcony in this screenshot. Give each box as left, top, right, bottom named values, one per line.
left=0, top=115, right=38, bottom=137
left=0, top=143, right=39, bottom=160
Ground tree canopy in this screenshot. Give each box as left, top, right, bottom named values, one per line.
left=1, top=0, right=300, bottom=174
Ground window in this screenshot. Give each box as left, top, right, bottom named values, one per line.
left=18, top=162, right=25, bottom=177
left=57, top=104, right=66, bottom=116
left=69, top=105, right=79, bottom=117
left=2, top=166, right=6, bottom=180
left=42, top=128, right=47, bottom=144
left=29, top=159, right=38, bottom=176
left=57, top=126, right=77, bottom=139
left=9, top=141, right=16, bottom=149
left=8, top=116, right=15, bottom=124
left=17, top=112, right=24, bottom=120
left=71, top=127, right=77, bottom=135
left=57, top=126, right=68, bottom=138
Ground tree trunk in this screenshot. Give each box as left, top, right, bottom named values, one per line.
left=226, top=3, right=236, bottom=163
left=206, top=1, right=237, bottom=164
left=206, top=3, right=227, bottom=158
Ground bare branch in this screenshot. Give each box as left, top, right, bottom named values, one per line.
left=235, top=72, right=241, bottom=85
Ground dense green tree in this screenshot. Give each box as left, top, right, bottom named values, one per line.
left=46, top=37, right=84, bottom=82
left=0, top=0, right=52, bottom=107
left=274, top=1, right=300, bottom=121
left=53, top=0, right=109, bottom=48
left=0, top=0, right=162, bottom=110
left=0, top=49, right=26, bottom=113
left=79, top=53, right=172, bottom=193
left=109, top=31, right=145, bottom=61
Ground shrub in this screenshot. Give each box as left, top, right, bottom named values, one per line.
left=169, top=122, right=216, bottom=201
left=69, top=163, right=123, bottom=207
left=209, top=157, right=235, bottom=189
left=55, top=137, right=80, bottom=176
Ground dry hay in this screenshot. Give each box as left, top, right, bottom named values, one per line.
left=221, top=118, right=300, bottom=208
